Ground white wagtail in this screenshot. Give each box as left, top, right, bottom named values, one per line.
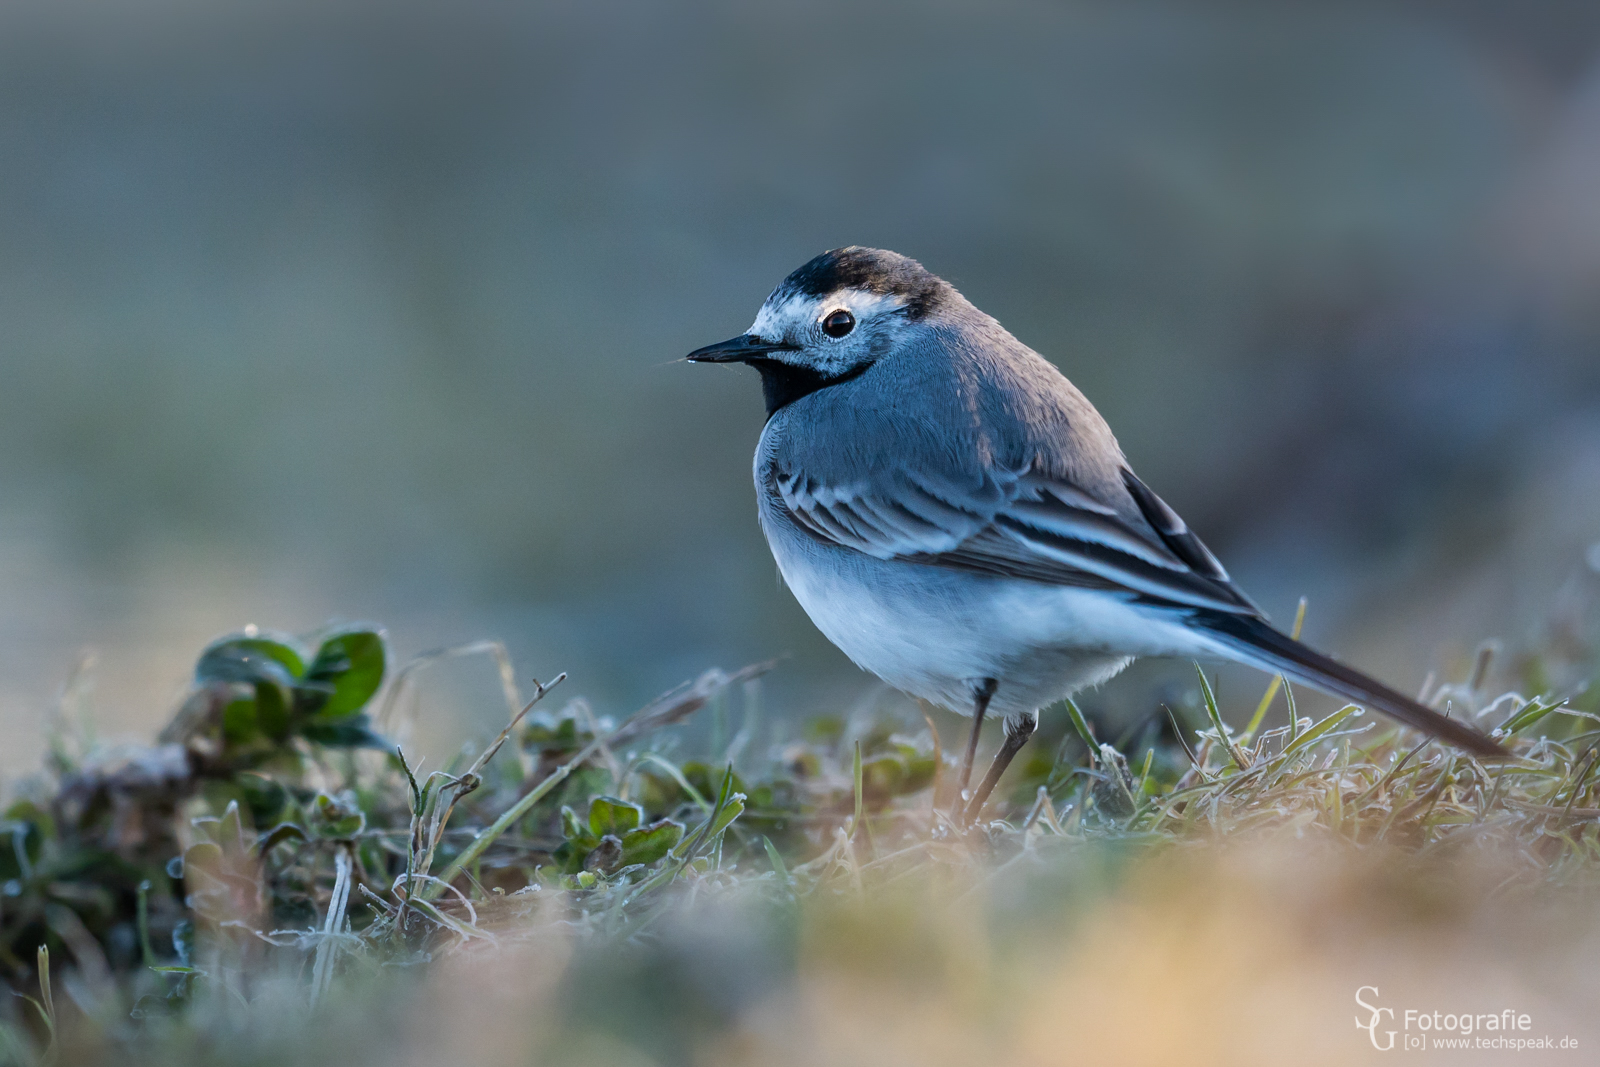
left=688, top=247, right=1504, bottom=820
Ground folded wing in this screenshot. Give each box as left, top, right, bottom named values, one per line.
left=770, top=460, right=1260, bottom=616
left=768, top=458, right=1505, bottom=758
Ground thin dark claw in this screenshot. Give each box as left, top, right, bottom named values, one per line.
left=957, top=678, right=999, bottom=800
left=963, top=711, right=1038, bottom=824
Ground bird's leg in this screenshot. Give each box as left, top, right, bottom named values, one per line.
left=962, top=711, right=1039, bottom=825
left=957, top=678, right=999, bottom=804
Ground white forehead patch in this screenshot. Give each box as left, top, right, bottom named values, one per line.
left=749, top=289, right=907, bottom=339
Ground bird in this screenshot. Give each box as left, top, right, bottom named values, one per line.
left=687, top=247, right=1505, bottom=821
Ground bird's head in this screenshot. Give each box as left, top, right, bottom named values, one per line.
left=687, top=247, right=952, bottom=414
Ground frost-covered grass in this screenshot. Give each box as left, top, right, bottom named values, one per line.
left=2, top=622, right=1599, bottom=1066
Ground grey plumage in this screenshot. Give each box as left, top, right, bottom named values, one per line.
left=689, top=247, right=1503, bottom=761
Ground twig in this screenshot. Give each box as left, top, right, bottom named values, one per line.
left=422, top=662, right=772, bottom=900
left=397, top=673, right=566, bottom=928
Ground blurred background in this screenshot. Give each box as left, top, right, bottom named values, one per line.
left=3, top=0, right=1600, bottom=774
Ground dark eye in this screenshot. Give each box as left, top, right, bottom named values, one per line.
left=821, top=309, right=855, bottom=338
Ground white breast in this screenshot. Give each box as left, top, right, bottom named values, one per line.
left=759, top=486, right=1227, bottom=716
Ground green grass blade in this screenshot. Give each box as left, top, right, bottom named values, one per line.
left=33, top=945, right=56, bottom=1050
left=635, top=753, right=713, bottom=813
left=1282, top=704, right=1361, bottom=757
left=851, top=740, right=864, bottom=837
left=1064, top=698, right=1098, bottom=763
left=672, top=762, right=743, bottom=861
left=1501, top=697, right=1564, bottom=737
left=762, top=835, right=791, bottom=888
left=1194, top=663, right=1249, bottom=770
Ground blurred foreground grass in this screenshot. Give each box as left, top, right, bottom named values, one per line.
left=2, top=621, right=1598, bottom=1066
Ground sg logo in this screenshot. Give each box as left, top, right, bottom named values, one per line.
left=1356, top=987, right=1397, bottom=1050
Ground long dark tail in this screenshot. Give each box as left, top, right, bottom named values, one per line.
left=1194, top=612, right=1506, bottom=759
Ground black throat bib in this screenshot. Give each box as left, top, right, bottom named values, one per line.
left=750, top=358, right=870, bottom=418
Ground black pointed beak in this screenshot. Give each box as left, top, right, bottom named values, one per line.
left=686, top=333, right=800, bottom=364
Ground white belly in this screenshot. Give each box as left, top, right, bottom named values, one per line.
left=761, top=505, right=1213, bottom=717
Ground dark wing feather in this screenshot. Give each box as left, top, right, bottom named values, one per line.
left=1195, top=613, right=1507, bottom=759
left=771, top=461, right=1259, bottom=615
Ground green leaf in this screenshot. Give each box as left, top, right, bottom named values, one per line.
left=588, top=796, right=643, bottom=838
left=0, top=814, right=44, bottom=881
left=221, top=698, right=259, bottom=745
left=300, top=713, right=389, bottom=749
left=238, top=773, right=290, bottom=825
left=560, top=806, right=600, bottom=849
left=310, top=792, right=366, bottom=839
left=306, top=628, right=387, bottom=719
left=523, top=714, right=591, bottom=753
left=255, top=680, right=293, bottom=742
left=195, top=634, right=306, bottom=686
left=551, top=841, right=585, bottom=873
left=861, top=755, right=905, bottom=801
left=619, top=819, right=683, bottom=865
left=898, top=754, right=937, bottom=795
left=3, top=799, right=55, bottom=837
